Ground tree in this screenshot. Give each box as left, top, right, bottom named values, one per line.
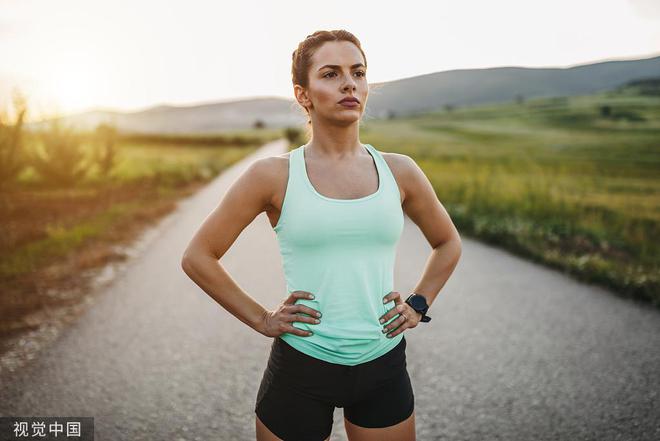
left=93, top=123, right=119, bottom=178
left=0, top=90, right=29, bottom=189
left=600, top=105, right=611, bottom=118
left=283, top=126, right=302, bottom=144
left=30, top=120, right=90, bottom=186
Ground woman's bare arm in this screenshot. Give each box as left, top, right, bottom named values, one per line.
left=181, top=157, right=277, bottom=336
left=398, top=154, right=462, bottom=307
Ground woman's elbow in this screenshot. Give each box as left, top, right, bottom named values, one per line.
left=181, top=248, right=203, bottom=276
left=180, top=251, right=194, bottom=276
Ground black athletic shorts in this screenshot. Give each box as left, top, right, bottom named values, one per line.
left=254, top=335, right=414, bottom=441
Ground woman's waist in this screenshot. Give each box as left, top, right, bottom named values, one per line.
left=293, top=294, right=393, bottom=329
left=292, top=316, right=383, bottom=337
left=278, top=330, right=403, bottom=366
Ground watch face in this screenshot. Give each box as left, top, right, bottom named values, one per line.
left=411, top=295, right=427, bottom=309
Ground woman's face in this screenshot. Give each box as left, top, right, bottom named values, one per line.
left=296, top=40, right=368, bottom=126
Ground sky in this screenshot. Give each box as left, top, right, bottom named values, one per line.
left=1, top=0, right=659, bottom=121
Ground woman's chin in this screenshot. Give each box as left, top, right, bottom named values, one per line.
left=330, top=111, right=362, bottom=124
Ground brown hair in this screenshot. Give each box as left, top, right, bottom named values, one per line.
left=291, top=30, right=368, bottom=126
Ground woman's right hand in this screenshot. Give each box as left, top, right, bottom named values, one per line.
left=259, top=290, right=322, bottom=338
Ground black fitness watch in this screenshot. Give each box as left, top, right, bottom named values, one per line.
left=404, top=293, right=432, bottom=323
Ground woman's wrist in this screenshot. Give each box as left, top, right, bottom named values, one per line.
left=252, top=308, right=270, bottom=336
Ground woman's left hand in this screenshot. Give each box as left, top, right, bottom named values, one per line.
left=379, top=291, right=422, bottom=338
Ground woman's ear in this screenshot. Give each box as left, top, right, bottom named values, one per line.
left=294, top=84, right=312, bottom=110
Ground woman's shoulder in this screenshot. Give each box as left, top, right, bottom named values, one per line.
left=380, top=151, right=411, bottom=170
left=250, top=151, right=291, bottom=177
left=380, top=151, right=425, bottom=204
left=245, top=152, right=291, bottom=207
left=380, top=151, right=418, bottom=180
left=265, top=151, right=291, bottom=178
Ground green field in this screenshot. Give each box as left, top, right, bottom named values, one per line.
left=361, top=89, right=660, bottom=306
left=0, top=131, right=276, bottom=339
left=1, top=134, right=271, bottom=280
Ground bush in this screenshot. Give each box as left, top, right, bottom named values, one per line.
left=93, top=123, right=119, bottom=178
left=0, top=92, right=29, bottom=189
left=283, top=126, right=303, bottom=145
left=31, top=120, right=91, bottom=186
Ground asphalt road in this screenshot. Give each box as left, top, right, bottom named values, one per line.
left=1, top=138, right=659, bottom=441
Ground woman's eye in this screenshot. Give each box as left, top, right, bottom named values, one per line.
left=323, top=71, right=366, bottom=78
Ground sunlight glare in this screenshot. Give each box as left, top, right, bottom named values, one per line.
left=41, top=60, right=102, bottom=115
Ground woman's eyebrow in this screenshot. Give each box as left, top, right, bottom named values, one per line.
left=318, top=63, right=365, bottom=71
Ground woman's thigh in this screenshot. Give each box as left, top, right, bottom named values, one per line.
left=343, top=366, right=415, bottom=432
left=256, top=407, right=332, bottom=441
left=255, top=379, right=335, bottom=441
left=342, top=336, right=415, bottom=440
left=344, top=410, right=415, bottom=441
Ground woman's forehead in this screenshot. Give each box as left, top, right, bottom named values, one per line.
left=311, top=41, right=365, bottom=68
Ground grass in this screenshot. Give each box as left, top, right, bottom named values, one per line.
left=0, top=134, right=270, bottom=342
left=3, top=143, right=262, bottom=256
left=361, top=88, right=660, bottom=306
left=0, top=202, right=132, bottom=278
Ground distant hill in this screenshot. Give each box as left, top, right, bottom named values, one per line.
left=365, top=54, right=660, bottom=119
left=27, top=96, right=303, bottom=134
left=27, top=54, right=660, bottom=134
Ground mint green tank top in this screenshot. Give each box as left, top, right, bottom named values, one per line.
left=274, top=143, right=405, bottom=366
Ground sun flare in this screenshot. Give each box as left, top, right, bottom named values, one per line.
left=38, top=59, right=104, bottom=116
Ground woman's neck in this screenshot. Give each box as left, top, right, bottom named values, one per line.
left=306, top=127, right=363, bottom=160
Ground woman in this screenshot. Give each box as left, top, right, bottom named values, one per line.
left=181, top=29, right=462, bottom=441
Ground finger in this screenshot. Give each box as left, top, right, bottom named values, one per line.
left=379, top=303, right=404, bottom=324
left=381, top=305, right=404, bottom=323
left=385, top=325, right=407, bottom=338
left=385, top=317, right=409, bottom=338
left=289, top=312, right=321, bottom=325
left=283, top=304, right=320, bottom=318
left=285, top=290, right=315, bottom=304
left=283, top=323, right=314, bottom=337
left=382, top=312, right=407, bottom=334
left=382, top=291, right=401, bottom=305
left=293, top=304, right=322, bottom=318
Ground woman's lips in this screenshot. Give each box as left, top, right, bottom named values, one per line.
left=339, top=101, right=359, bottom=108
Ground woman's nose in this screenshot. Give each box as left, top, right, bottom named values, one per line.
left=341, top=73, right=357, bottom=89
left=342, top=81, right=356, bottom=91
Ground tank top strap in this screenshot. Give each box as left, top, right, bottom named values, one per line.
left=282, top=145, right=308, bottom=196
left=363, top=143, right=399, bottom=199
left=288, top=144, right=301, bottom=176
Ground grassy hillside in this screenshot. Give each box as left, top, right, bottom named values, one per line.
left=362, top=86, right=659, bottom=306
